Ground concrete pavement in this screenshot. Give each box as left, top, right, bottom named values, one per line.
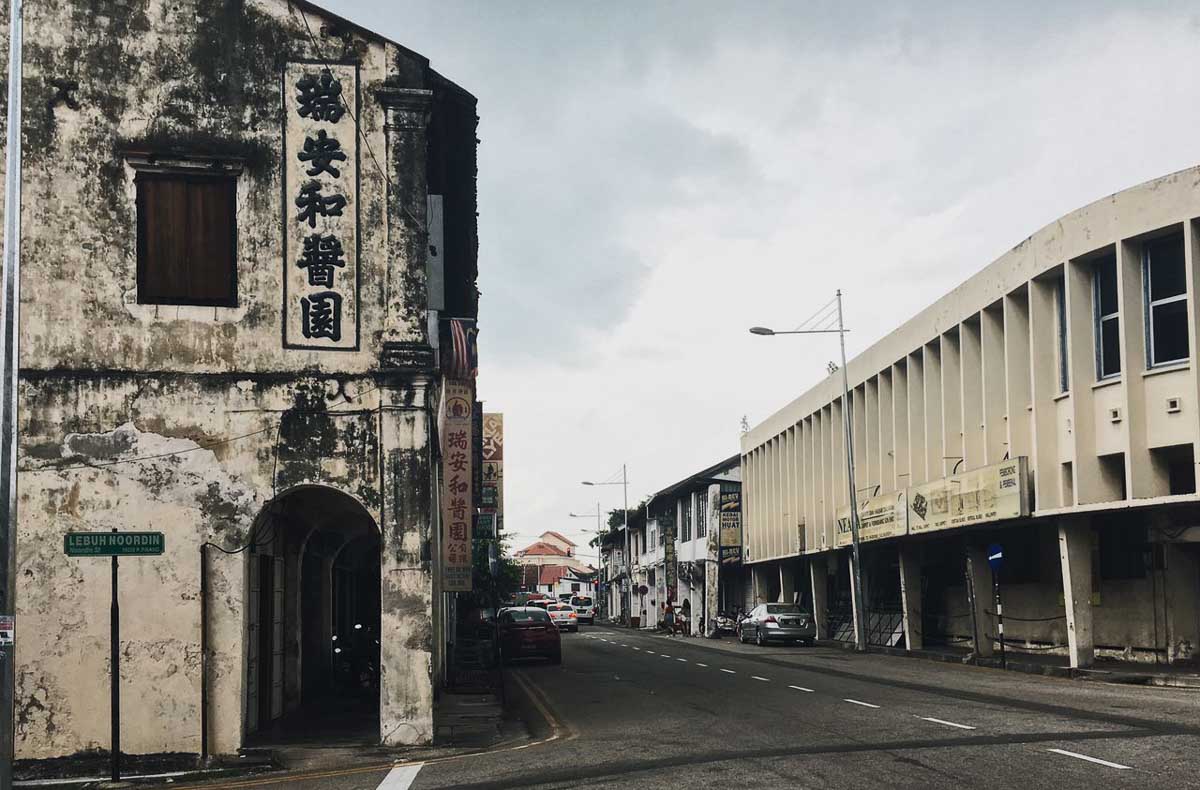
left=176, top=624, right=1200, bottom=789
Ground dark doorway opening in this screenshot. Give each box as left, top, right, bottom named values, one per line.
left=244, top=486, right=381, bottom=745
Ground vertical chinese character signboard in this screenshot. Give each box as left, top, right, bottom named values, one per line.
left=441, top=383, right=474, bottom=591
left=283, top=63, right=359, bottom=350
left=482, top=413, right=503, bottom=536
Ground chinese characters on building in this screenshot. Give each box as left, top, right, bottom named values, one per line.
left=283, top=63, right=359, bottom=349
left=481, top=413, right=503, bottom=538
left=441, top=382, right=474, bottom=591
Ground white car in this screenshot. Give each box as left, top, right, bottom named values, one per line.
left=545, top=603, right=579, bottom=632
left=570, top=595, right=597, bottom=624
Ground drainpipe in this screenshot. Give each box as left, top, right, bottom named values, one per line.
left=200, top=544, right=209, bottom=764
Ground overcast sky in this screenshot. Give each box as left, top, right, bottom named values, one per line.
left=329, top=1, right=1200, bottom=564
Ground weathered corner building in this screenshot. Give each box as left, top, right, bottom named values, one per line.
left=9, top=0, right=478, bottom=759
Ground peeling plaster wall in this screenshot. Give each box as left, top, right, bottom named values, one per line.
left=0, top=0, right=458, bottom=761
left=16, top=374, right=392, bottom=758
left=4, top=0, right=432, bottom=374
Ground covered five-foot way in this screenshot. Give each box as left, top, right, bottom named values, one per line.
left=244, top=485, right=382, bottom=744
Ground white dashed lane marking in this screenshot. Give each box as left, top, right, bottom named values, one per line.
left=676, top=658, right=687, bottom=662
left=720, top=668, right=736, bottom=674
left=844, top=699, right=880, bottom=709
left=696, top=663, right=708, bottom=667
left=788, top=685, right=813, bottom=692
left=751, top=676, right=770, bottom=682
left=918, top=716, right=975, bottom=730
left=1047, top=749, right=1131, bottom=770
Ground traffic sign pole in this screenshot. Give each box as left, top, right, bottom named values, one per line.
left=987, top=543, right=1005, bottom=670
left=110, top=540, right=120, bottom=783
left=62, top=530, right=163, bottom=783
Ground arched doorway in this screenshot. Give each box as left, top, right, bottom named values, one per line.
left=244, top=485, right=381, bottom=743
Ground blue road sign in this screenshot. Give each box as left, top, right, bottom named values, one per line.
left=987, top=543, right=1003, bottom=572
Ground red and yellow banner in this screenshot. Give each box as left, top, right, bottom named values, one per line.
left=441, top=381, right=474, bottom=591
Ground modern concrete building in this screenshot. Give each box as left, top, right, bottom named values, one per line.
left=742, top=167, right=1200, bottom=668
left=13, top=0, right=477, bottom=761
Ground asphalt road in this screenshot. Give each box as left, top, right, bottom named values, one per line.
left=190, top=626, right=1200, bottom=789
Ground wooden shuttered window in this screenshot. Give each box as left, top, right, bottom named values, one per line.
left=136, top=174, right=238, bottom=306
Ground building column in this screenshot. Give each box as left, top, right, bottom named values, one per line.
left=780, top=564, right=797, bottom=605
left=1058, top=519, right=1095, bottom=668
left=378, top=374, right=436, bottom=745
left=752, top=564, right=772, bottom=604
left=898, top=545, right=923, bottom=651
left=965, top=543, right=994, bottom=658
left=810, top=558, right=829, bottom=640
left=1163, top=543, right=1199, bottom=664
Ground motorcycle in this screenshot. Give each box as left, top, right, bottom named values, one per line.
left=716, top=610, right=739, bottom=635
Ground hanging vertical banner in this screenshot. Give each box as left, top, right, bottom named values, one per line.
left=441, top=382, right=474, bottom=591
left=482, top=413, right=503, bottom=534
left=282, top=62, right=360, bottom=350
left=718, top=486, right=742, bottom=564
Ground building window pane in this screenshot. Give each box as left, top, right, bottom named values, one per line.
left=680, top=497, right=691, bottom=542
left=697, top=491, right=708, bottom=538
left=1093, top=254, right=1120, bottom=378
left=1151, top=299, right=1188, bottom=364
left=1145, top=233, right=1189, bottom=367
left=1147, top=234, right=1186, bottom=302
left=1100, top=316, right=1121, bottom=378
left=136, top=173, right=238, bottom=306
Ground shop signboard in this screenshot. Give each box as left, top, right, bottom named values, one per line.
left=907, top=456, right=1029, bottom=535
left=440, top=381, right=474, bottom=591
left=835, top=490, right=908, bottom=548
left=718, top=487, right=742, bottom=563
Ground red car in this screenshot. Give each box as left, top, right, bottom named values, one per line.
left=499, top=607, right=561, bottom=664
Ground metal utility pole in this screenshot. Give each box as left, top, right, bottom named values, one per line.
left=622, top=465, right=630, bottom=626
left=836, top=291, right=868, bottom=652
left=0, top=1, right=23, bottom=785
left=748, top=289, right=867, bottom=651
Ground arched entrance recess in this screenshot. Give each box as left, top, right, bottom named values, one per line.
left=245, top=485, right=381, bottom=743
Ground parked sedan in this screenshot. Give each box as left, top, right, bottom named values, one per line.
left=499, top=607, right=561, bottom=664
left=546, top=603, right=579, bottom=632
left=737, top=603, right=816, bottom=646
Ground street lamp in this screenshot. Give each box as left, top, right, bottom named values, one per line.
left=582, top=466, right=630, bottom=625
left=569, top=504, right=603, bottom=611
left=749, top=289, right=867, bottom=652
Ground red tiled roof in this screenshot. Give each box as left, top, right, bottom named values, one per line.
left=516, top=541, right=568, bottom=557
left=542, top=531, right=577, bottom=547
left=538, top=565, right=570, bottom=586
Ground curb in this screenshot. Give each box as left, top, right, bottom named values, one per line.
left=814, top=638, right=1200, bottom=685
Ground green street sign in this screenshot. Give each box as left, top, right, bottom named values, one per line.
left=64, top=532, right=165, bottom=557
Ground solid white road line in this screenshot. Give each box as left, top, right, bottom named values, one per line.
left=751, top=676, right=770, bottom=682
left=1047, top=749, right=1131, bottom=770
left=376, top=763, right=424, bottom=790
left=918, top=716, right=975, bottom=730
left=843, top=699, right=880, bottom=709
left=788, top=685, right=814, bottom=692
left=720, top=668, right=736, bottom=674
left=696, top=663, right=708, bottom=667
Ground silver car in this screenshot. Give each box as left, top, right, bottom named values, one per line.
left=738, top=603, right=816, bottom=646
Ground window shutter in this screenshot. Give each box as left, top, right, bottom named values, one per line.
left=187, top=179, right=237, bottom=304
left=137, top=173, right=237, bottom=306
left=138, top=177, right=189, bottom=302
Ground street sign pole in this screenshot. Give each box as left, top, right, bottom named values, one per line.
left=62, top=530, right=164, bottom=783
left=988, top=543, right=1005, bottom=670
left=110, top=534, right=120, bottom=783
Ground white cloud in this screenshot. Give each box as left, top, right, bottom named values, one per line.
left=327, top=1, right=1200, bottom=553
